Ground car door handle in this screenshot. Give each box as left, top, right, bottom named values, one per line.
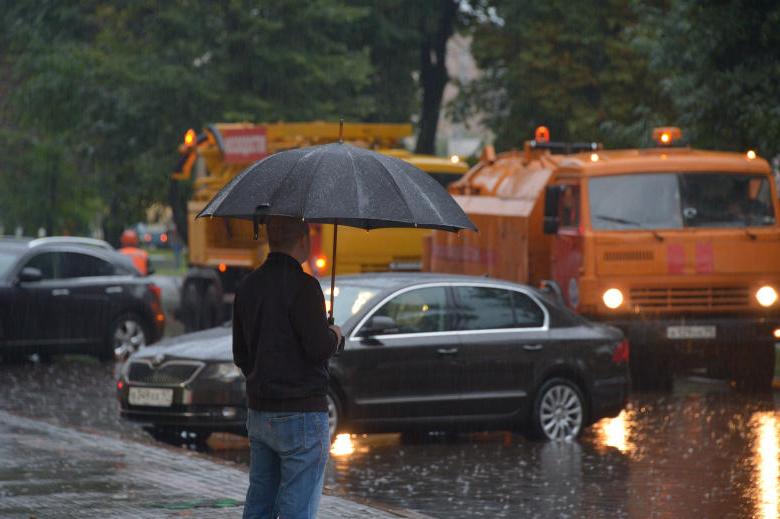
left=105, top=286, right=123, bottom=294
left=51, top=288, right=69, bottom=296
left=437, top=348, right=459, bottom=355
left=523, top=344, right=543, bottom=351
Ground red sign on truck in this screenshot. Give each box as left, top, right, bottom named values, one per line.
left=221, top=127, right=268, bottom=163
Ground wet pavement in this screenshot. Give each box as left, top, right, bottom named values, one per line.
left=4, top=356, right=780, bottom=518
left=0, top=408, right=432, bottom=519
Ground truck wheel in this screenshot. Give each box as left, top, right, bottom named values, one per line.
left=180, top=281, right=202, bottom=332
left=530, top=378, right=585, bottom=441
left=731, top=343, right=774, bottom=392
left=629, top=347, right=673, bottom=391
left=203, top=283, right=223, bottom=328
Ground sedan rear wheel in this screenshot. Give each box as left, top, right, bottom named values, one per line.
left=531, top=378, right=585, bottom=441
left=326, top=390, right=342, bottom=443
left=110, top=314, right=149, bottom=361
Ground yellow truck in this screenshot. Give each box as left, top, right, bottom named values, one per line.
left=426, top=127, right=780, bottom=391
left=171, top=121, right=467, bottom=331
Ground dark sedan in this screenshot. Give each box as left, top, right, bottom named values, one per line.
left=0, top=236, right=165, bottom=361
left=117, top=273, right=629, bottom=443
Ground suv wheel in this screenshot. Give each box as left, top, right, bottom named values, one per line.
left=108, top=313, right=149, bottom=361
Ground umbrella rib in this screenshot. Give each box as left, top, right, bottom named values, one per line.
left=299, top=148, right=329, bottom=219
left=366, top=152, right=422, bottom=226
left=264, top=149, right=310, bottom=216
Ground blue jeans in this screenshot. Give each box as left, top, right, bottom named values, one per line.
left=243, top=410, right=330, bottom=519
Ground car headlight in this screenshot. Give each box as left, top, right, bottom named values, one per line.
left=756, top=286, right=778, bottom=307
left=603, top=288, right=624, bottom=309
left=210, top=362, right=244, bottom=381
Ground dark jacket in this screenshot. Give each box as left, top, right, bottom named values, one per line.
left=232, top=252, right=337, bottom=412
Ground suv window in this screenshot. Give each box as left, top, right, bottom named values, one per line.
left=371, top=286, right=449, bottom=334
left=61, top=252, right=116, bottom=278
left=454, top=286, right=515, bottom=330
left=24, top=252, right=57, bottom=279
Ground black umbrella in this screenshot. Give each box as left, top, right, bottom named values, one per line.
left=197, top=125, right=477, bottom=322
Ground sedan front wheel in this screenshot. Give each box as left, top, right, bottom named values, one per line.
left=531, top=378, right=586, bottom=441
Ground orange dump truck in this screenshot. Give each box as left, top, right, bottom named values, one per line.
left=426, top=127, right=780, bottom=391
left=172, top=121, right=467, bottom=332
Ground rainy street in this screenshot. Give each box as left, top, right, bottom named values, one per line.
left=2, top=356, right=780, bottom=519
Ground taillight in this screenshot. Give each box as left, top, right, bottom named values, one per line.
left=147, top=284, right=162, bottom=299
left=612, top=339, right=629, bottom=363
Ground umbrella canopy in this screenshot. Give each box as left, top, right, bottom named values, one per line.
left=196, top=138, right=477, bottom=324
left=197, top=141, right=477, bottom=233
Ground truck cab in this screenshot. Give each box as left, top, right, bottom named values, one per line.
left=429, top=127, right=780, bottom=390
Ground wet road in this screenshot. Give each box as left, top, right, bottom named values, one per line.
left=2, top=357, right=779, bottom=518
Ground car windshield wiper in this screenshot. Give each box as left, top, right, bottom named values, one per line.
left=595, top=214, right=664, bottom=242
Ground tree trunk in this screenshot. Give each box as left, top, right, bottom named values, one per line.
left=415, top=0, right=458, bottom=155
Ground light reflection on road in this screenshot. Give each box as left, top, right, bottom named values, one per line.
left=594, top=409, right=633, bottom=454
left=752, top=412, right=779, bottom=519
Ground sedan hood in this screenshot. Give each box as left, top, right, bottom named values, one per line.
left=131, top=324, right=232, bottom=362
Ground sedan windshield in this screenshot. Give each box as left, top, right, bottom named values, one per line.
left=322, top=283, right=381, bottom=326
left=589, top=173, right=775, bottom=230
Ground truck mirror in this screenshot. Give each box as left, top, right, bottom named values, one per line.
left=543, top=185, right=563, bottom=234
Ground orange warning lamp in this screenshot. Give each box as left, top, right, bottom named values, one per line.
left=652, top=127, right=682, bottom=146
left=535, top=126, right=550, bottom=143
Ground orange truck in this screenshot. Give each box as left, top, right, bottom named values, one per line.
left=426, top=127, right=780, bottom=391
left=171, top=121, right=467, bottom=332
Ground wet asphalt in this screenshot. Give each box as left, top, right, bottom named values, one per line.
left=3, top=356, right=780, bottom=519
left=4, top=274, right=780, bottom=517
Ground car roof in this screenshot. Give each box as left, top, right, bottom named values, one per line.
left=323, top=272, right=529, bottom=291
left=0, top=235, right=140, bottom=275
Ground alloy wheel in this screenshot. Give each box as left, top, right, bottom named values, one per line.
left=538, top=382, right=584, bottom=440
left=113, top=317, right=147, bottom=360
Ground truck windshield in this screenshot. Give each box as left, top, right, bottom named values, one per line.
left=589, top=173, right=775, bottom=230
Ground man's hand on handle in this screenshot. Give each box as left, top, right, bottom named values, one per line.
left=329, top=325, right=345, bottom=356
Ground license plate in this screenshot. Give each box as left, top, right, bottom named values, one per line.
left=128, top=387, right=174, bottom=407
left=666, top=325, right=716, bottom=339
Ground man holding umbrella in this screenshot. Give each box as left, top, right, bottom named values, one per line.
left=232, top=215, right=343, bottom=519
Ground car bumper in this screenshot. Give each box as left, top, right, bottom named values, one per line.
left=590, top=373, right=630, bottom=422
left=119, top=404, right=246, bottom=434
left=595, top=314, right=779, bottom=353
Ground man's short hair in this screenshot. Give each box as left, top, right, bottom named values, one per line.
left=266, top=215, right=309, bottom=251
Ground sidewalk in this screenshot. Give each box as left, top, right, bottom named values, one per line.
left=0, top=410, right=432, bottom=519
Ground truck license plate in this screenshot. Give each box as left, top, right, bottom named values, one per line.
left=128, top=387, right=174, bottom=407
left=666, top=325, right=716, bottom=339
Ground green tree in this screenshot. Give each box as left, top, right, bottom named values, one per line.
left=0, top=0, right=378, bottom=242
left=459, top=0, right=665, bottom=150
left=636, top=0, right=780, bottom=158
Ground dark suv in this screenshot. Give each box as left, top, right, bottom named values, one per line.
left=0, top=236, right=165, bottom=361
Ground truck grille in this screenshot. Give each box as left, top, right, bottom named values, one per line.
left=127, top=360, right=205, bottom=386
left=629, top=286, right=751, bottom=310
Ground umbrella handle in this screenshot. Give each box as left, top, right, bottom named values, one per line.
left=328, top=220, right=337, bottom=323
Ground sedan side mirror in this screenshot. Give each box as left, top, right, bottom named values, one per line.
left=359, top=316, right=398, bottom=337
left=19, top=266, right=43, bottom=283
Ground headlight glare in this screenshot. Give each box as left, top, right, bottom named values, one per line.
left=756, top=286, right=778, bottom=307
left=603, top=288, right=624, bottom=309
left=211, top=362, right=243, bottom=381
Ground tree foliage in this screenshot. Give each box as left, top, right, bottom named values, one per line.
left=0, top=0, right=378, bottom=242
left=634, top=0, right=780, bottom=158
left=460, top=0, right=664, bottom=151
left=461, top=0, right=780, bottom=157
left=2, top=1, right=779, bottom=242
